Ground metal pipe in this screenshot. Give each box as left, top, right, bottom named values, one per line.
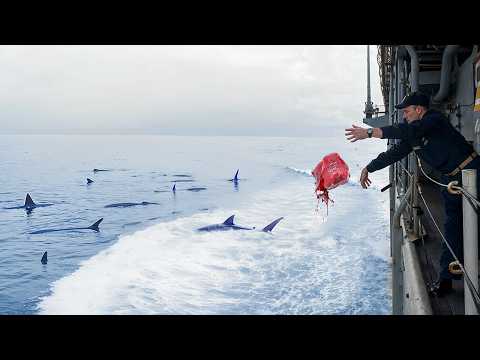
left=392, top=205, right=404, bottom=314
left=396, top=48, right=408, bottom=193
left=433, top=45, right=461, bottom=103
left=396, top=47, right=405, bottom=106
left=462, top=169, right=478, bottom=315
left=389, top=53, right=395, bottom=126
left=394, top=184, right=412, bottom=228
left=392, top=184, right=413, bottom=314
left=389, top=67, right=395, bottom=258
left=367, top=45, right=371, bottom=105
left=364, top=45, right=375, bottom=118
left=398, top=45, right=419, bottom=92
left=402, top=238, right=433, bottom=315
left=389, top=165, right=395, bottom=258
left=412, top=156, right=420, bottom=237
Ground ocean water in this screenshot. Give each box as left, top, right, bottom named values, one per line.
left=0, top=130, right=391, bottom=314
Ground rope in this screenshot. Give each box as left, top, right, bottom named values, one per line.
left=416, top=157, right=480, bottom=210
left=460, top=188, right=480, bottom=209
left=392, top=154, right=480, bottom=310
left=415, top=164, right=480, bottom=311
left=416, top=157, right=449, bottom=188
left=417, top=186, right=480, bottom=311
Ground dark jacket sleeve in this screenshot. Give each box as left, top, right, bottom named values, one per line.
left=366, top=141, right=412, bottom=173
left=380, top=112, right=442, bottom=141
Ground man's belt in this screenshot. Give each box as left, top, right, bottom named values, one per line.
left=447, top=152, right=478, bottom=177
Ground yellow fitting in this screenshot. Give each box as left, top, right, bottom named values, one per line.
left=449, top=261, right=463, bottom=275
left=447, top=181, right=462, bottom=195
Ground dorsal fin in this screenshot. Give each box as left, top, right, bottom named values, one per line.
left=261, top=217, right=284, bottom=232
left=88, top=218, right=103, bottom=231
left=24, top=193, right=36, bottom=209
left=223, top=215, right=235, bottom=225
left=87, top=178, right=94, bottom=184
left=41, top=251, right=48, bottom=264
left=234, top=169, right=239, bottom=181
left=173, top=184, right=176, bottom=192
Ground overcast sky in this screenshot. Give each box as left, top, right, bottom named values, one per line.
left=0, top=45, right=383, bottom=136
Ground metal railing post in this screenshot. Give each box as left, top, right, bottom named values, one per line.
left=462, top=169, right=479, bottom=315
left=392, top=184, right=412, bottom=314
left=390, top=164, right=395, bottom=257
left=412, top=158, right=420, bottom=237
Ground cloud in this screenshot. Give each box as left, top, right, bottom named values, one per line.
left=0, top=45, right=383, bottom=136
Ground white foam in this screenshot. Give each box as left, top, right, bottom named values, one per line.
left=38, top=175, right=390, bottom=314
left=285, top=166, right=312, bottom=177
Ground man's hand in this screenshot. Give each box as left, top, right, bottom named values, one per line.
left=345, top=125, right=368, bottom=142
left=360, top=167, right=372, bottom=189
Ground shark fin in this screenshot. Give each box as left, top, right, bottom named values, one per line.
left=223, top=215, right=235, bottom=225
left=234, top=169, right=239, bottom=181
left=261, top=217, right=284, bottom=232
left=88, top=218, right=103, bottom=231
left=41, top=251, right=48, bottom=264
left=87, top=178, right=94, bottom=184
left=24, top=193, right=36, bottom=209
left=173, top=184, right=176, bottom=192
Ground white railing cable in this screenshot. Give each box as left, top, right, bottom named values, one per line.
left=415, top=157, right=480, bottom=311
left=417, top=186, right=480, bottom=311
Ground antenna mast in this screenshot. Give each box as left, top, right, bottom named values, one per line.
left=364, top=45, right=375, bottom=119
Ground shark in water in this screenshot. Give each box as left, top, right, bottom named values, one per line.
left=30, top=218, right=103, bottom=235
left=104, top=202, right=159, bottom=208
left=228, top=169, right=239, bottom=182
left=197, top=215, right=283, bottom=233
left=185, top=187, right=207, bottom=192
left=159, top=185, right=205, bottom=193
left=41, top=251, right=48, bottom=264
left=3, top=193, right=53, bottom=212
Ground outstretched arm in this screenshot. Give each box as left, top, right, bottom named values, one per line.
left=366, top=141, right=412, bottom=173
left=359, top=141, right=411, bottom=189
left=345, top=125, right=383, bottom=142
left=380, top=114, right=443, bottom=140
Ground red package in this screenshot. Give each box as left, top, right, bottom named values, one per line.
left=312, top=152, right=350, bottom=213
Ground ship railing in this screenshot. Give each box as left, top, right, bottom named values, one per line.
left=414, top=158, right=480, bottom=315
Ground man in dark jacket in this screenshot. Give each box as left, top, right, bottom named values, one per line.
left=345, top=92, right=480, bottom=296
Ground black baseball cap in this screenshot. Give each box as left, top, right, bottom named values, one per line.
left=395, top=92, right=430, bottom=109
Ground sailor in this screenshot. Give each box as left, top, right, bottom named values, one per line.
left=345, top=91, right=480, bottom=297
